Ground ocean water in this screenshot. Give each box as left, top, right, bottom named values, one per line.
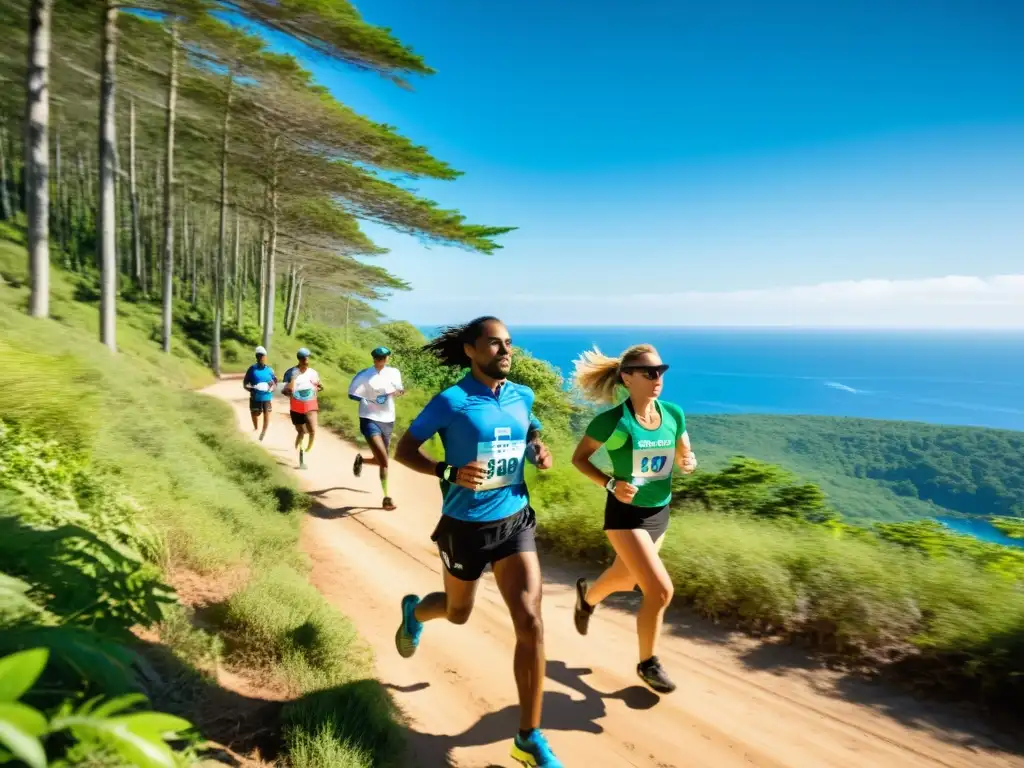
left=937, top=517, right=1024, bottom=549
left=500, top=327, right=1024, bottom=432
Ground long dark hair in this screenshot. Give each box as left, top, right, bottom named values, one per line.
left=423, top=316, right=502, bottom=368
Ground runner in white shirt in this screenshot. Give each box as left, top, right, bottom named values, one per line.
left=282, top=348, right=323, bottom=470
left=348, top=346, right=404, bottom=510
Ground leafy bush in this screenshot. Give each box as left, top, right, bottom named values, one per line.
left=0, top=648, right=194, bottom=768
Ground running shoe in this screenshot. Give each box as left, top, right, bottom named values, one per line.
left=637, top=656, right=676, bottom=694
left=258, top=430, right=267, bottom=442
left=395, top=594, right=422, bottom=658
left=353, top=454, right=363, bottom=477
left=511, top=730, right=562, bottom=767
left=573, top=577, right=593, bottom=636
left=298, top=448, right=305, bottom=469
left=382, top=496, right=396, bottom=511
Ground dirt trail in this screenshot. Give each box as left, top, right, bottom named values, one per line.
left=206, top=379, right=1023, bottom=768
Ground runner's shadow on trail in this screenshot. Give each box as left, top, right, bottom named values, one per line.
left=309, top=504, right=375, bottom=519
left=398, top=659, right=658, bottom=766
left=309, top=486, right=370, bottom=496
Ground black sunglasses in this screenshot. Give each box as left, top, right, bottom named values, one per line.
left=621, top=364, right=669, bottom=380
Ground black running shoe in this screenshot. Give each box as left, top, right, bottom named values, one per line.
left=574, top=577, right=593, bottom=636
left=637, top=656, right=676, bottom=694
left=353, top=454, right=363, bottom=477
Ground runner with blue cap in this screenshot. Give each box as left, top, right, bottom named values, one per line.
left=348, top=345, right=405, bottom=510
left=243, top=345, right=277, bottom=441
left=282, top=347, right=323, bottom=469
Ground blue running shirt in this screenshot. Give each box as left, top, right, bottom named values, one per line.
left=244, top=363, right=277, bottom=402
left=408, top=374, right=542, bottom=523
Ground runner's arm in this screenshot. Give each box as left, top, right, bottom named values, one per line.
left=395, top=394, right=487, bottom=489
left=242, top=366, right=254, bottom=391
left=525, top=413, right=552, bottom=470
left=281, top=367, right=294, bottom=396
left=571, top=408, right=620, bottom=488
left=572, top=436, right=612, bottom=488
left=666, top=402, right=696, bottom=471
left=676, top=430, right=697, bottom=473
left=347, top=371, right=364, bottom=403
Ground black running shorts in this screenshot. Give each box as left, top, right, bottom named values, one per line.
left=250, top=399, right=272, bottom=414
left=431, top=505, right=537, bottom=581
left=603, top=493, right=670, bottom=542
left=290, top=411, right=308, bottom=426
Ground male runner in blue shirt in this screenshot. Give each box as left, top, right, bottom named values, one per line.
left=393, top=316, right=562, bottom=768
left=242, top=345, right=277, bottom=441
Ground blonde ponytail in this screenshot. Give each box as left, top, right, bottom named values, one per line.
left=573, top=343, right=656, bottom=404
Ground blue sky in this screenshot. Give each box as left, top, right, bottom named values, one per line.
left=292, top=0, right=1024, bottom=327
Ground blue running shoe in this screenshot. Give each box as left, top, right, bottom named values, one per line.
left=511, top=730, right=562, bottom=767
left=395, top=594, right=422, bottom=658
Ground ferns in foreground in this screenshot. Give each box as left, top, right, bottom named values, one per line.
left=0, top=648, right=195, bottom=768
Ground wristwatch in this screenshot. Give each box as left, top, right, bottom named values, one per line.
left=605, top=477, right=617, bottom=493
left=435, top=462, right=458, bottom=482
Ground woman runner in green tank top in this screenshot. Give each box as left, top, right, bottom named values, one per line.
left=570, top=343, right=697, bottom=694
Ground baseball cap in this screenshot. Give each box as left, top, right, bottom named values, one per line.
left=254, top=345, right=267, bottom=356
left=371, top=346, right=391, bottom=359
left=297, top=347, right=311, bottom=359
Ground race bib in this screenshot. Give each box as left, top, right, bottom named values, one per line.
left=476, top=427, right=526, bottom=491
left=632, top=447, right=674, bottom=485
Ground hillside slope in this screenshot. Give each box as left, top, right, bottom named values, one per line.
left=689, top=414, right=1024, bottom=521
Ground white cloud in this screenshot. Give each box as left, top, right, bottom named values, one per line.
left=403, top=274, right=1024, bottom=327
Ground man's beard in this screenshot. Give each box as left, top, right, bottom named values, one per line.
left=480, top=358, right=509, bottom=380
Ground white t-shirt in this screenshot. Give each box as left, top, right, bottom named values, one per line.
left=348, top=366, right=403, bottom=423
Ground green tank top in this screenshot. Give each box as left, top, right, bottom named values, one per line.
left=584, top=399, right=686, bottom=508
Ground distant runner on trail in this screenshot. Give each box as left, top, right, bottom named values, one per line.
left=243, top=345, right=276, bottom=442
left=570, top=344, right=697, bottom=695
left=348, top=346, right=405, bottom=511
left=281, top=347, right=322, bottom=470
left=393, top=316, right=563, bottom=768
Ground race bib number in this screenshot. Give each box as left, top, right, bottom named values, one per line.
left=476, top=427, right=526, bottom=491
left=632, top=447, right=674, bottom=485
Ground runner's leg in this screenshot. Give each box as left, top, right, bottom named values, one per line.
left=414, top=568, right=479, bottom=624
left=250, top=407, right=259, bottom=430
left=492, top=551, right=545, bottom=732
left=604, top=529, right=672, bottom=662
left=585, top=533, right=666, bottom=606
left=584, top=556, right=635, bottom=606
left=305, top=411, right=318, bottom=451
left=365, top=433, right=392, bottom=506
left=260, top=406, right=270, bottom=437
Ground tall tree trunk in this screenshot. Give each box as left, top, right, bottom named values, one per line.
left=160, top=24, right=178, bottom=352
left=257, top=229, right=266, bottom=327
left=212, top=72, right=233, bottom=377
left=189, top=208, right=198, bottom=306
left=127, top=99, right=142, bottom=297
left=0, top=117, right=12, bottom=221
left=97, top=0, right=118, bottom=350
left=283, top=261, right=296, bottom=331
left=54, top=119, right=67, bottom=260
left=261, top=138, right=279, bottom=350
left=287, top=275, right=304, bottom=335
left=25, top=0, right=52, bottom=319
left=233, top=210, right=241, bottom=326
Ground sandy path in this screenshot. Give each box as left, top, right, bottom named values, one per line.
left=206, top=379, right=1023, bottom=768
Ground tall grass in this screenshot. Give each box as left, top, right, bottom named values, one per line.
left=0, top=232, right=404, bottom=765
